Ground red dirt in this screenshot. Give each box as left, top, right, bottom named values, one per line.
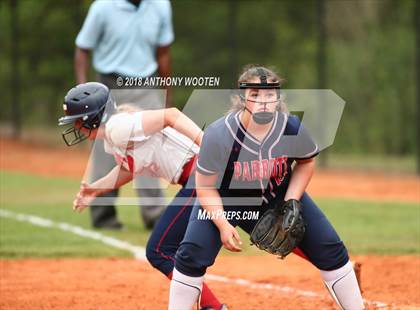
left=1, top=138, right=419, bottom=309
left=1, top=256, right=419, bottom=310
left=0, top=138, right=90, bottom=180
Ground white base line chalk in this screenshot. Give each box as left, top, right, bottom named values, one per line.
left=0, top=209, right=389, bottom=308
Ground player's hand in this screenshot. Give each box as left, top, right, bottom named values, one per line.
left=73, top=181, right=97, bottom=213
left=219, top=222, right=242, bottom=252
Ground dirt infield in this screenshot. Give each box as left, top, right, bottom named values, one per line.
left=1, top=256, right=419, bottom=310
left=1, top=138, right=419, bottom=309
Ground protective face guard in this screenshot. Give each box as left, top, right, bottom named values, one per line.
left=58, top=106, right=105, bottom=146
left=61, top=125, right=91, bottom=146
left=238, top=93, right=281, bottom=104
left=239, top=72, right=281, bottom=103
left=239, top=69, right=281, bottom=124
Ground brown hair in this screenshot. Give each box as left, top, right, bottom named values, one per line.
left=237, top=64, right=284, bottom=86
left=230, top=64, right=288, bottom=113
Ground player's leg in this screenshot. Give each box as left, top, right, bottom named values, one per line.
left=145, top=187, right=195, bottom=275
left=134, top=175, right=166, bottom=229
left=237, top=202, right=362, bottom=291
left=297, top=192, right=364, bottom=310
left=169, top=204, right=223, bottom=310
left=146, top=189, right=223, bottom=310
left=89, top=139, right=122, bottom=229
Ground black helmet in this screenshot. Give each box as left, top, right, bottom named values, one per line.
left=58, top=82, right=115, bottom=146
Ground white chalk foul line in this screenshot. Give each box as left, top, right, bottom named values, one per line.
left=0, top=209, right=146, bottom=260
left=0, top=209, right=389, bottom=308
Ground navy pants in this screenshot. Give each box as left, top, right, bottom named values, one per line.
left=175, top=192, right=349, bottom=277
left=146, top=186, right=196, bottom=276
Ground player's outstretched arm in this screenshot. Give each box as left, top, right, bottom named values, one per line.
left=141, top=108, right=203, bottom=146
left=73, top=165, right=133, bottom=213
left=284, top=158, right=315, bottom=201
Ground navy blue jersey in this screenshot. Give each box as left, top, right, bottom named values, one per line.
left=196, top=111, right=318, bottom=206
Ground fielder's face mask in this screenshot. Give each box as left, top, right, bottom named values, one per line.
left=239, top=68, right=281, bottom=125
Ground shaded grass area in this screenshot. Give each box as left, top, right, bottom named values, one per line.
left=0, top=171, right=418, bottom=258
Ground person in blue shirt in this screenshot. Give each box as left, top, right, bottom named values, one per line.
left=74, top=0, right=174, bottom=230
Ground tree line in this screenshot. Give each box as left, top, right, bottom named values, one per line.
left=0, top=0, right=418, bottom=163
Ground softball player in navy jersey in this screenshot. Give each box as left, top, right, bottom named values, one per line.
left=58, top=82, right=225, bottom=310
left=169, top=66, right=364, bottom=310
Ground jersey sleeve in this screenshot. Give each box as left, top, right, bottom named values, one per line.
left=75, top=1, right=104, bottom=49
left=156, top=0, right=174, bottom=46
left=196, top=129, right=224, bottom=175
left=284, top=115, right=319, bottom=160
left=105, top=112, right=149, bottom=149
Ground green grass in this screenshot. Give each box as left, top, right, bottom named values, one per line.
left=323, top=152, right=417, bottom=174
left=0, top=219, right=130, bottom=258
left=317, top=198, right=420, bottom=254
left=0, top=171, right=151, bottom=258
left=0, top=171, right=419, bottom=259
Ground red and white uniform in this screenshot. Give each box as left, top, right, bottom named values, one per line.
left=104, top=112, right=199, bottom=184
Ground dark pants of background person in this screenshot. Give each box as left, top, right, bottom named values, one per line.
left=88, top=72, right=166, bottom=229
